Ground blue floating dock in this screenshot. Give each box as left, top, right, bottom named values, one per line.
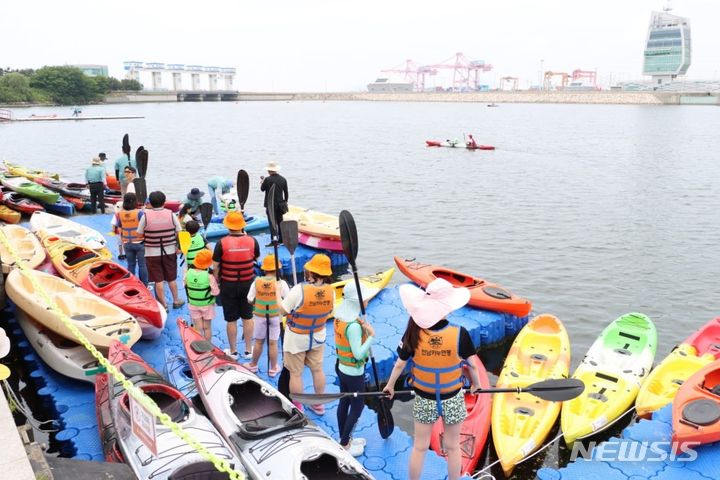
left=4, top=213, right=529, bottom=479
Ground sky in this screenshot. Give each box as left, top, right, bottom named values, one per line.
left=3, top=0, right=719, bottom=91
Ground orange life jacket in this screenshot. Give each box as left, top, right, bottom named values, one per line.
left=288, top=283, right=334, bottom=348
left=118, top=209, right=143, bottom=243
left=253, top=276, right=279, bottom=317
left=143, top=208, right=176, bottom=249
left=335, top=320, right=368, bottom=368
left=219, top=235, right=256, bottom=282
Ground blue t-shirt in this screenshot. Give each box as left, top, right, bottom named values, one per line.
left=208, top=176, right=232, bottom=194
left=85, top=165, right=106, bottom=184
left=114, top=155, right=133, bottom=183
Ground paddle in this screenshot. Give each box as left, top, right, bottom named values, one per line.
left=236, top=169, right=249, bottom=212
left=266, top=184, right=281, bottom=371
left=279, top=220, right=299, bottom=285
left=200, top=202, right=213, bottom=240
left=291, top=378, right=586, bottom=406
left=132, top=147, right=148, bottom=204
left=178, top=231, right=191, bottom=267
left=339, top=209, right=394, bottom=439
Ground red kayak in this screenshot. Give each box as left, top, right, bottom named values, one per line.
left=2, top=191, right=44, bottom=214
left=394, top=257, right=532, bottom=317
left=672, top=359, right=720, bottom=449
left=62, top=195, right=90, bottom=211
left=430, top=355, right=491, bottom=476
left=426, top=140, right=495, bottom=150
left=686, top=317, right=720, bottom=358
left=80, top=261, right=166, bottom=339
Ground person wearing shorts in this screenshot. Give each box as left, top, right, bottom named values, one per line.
left=244, top=254, right=289, bottom=376
left=212, top=211, right=259, bottom=359
left=276, top=254, right=335, bottom=415
left=185, top=250, right=218, bottom=341
left=383, top=278, right=483, bottom=480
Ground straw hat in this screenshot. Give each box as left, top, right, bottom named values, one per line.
left=399, top=278, right=470, bottom=329
left=261, top=254, right=282, bottom=271
left=223, top=211, right=246, bottom=231
left=265, top=161, right=281, bottom=172
left=193, top=249, right=213, bottom=270
left=304, top=254, right=332, bottom=277
left=335, top=281, right=372, bottom=322
left=92, top=157, right=103, bottom=165
left=187, top=188, right=205, bottom=200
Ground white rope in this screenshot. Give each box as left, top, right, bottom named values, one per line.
left=2, top=379, right=60, bottom=432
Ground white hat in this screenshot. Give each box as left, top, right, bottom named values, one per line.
left=0, top=328, right=10, bottom=359
left=399, top=278, right=470, bottom=329
left=265, top=161, right=281, bottom=172
left=335, top=281, right=374, bottom=322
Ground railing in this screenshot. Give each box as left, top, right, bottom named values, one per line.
left=0, top=109, right=13, bottom=122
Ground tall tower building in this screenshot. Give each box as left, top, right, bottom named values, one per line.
left=642, top=5, right=691, bottom=85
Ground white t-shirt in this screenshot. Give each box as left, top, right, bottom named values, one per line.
left=281, top=283, right=335, bottom=354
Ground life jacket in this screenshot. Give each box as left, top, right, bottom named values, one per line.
left=335, top=320, right=368, bottom=368
left=253, top=276, right=280, bottom=317
left=409, top=325, right=465, bottom=417
left=287, top=283, right=334, bottom=349
left=118, top=209, right=143, bottom=243
left=143, top=209, right=176, bottom=250
left=219, top=235, right=255, bottom=282
left=185, top=269, right=214, bottom=306
left=187, top=234, right=206, bottom=266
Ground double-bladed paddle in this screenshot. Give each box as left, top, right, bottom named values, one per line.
left=291, top=378, right=586, bottom=405
left=266, top=184, right=281, bottom=370
left=200, top=202, right=213, bottom=241
left=339, top=209, right=394, bottom=439
left=279, top=220, right=299, bottom=285
left=132, top=147, right=148, bottom=204
left=178, top=231, right=191, bottom=267
left=236, top=169, right=249, bottom=212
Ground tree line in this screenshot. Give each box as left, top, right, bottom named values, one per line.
left=0, top=66, right=142, bottom=105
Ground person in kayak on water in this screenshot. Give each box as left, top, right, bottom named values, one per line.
left=185, top=249, right=219, bottom=341
left=383, top=278, right=483, bottom=480
left=276, top=254, right=334, bottom=414
left=334, top=281, right=375, bottom=457
left=207, top=176, right=234, bottom=215
left=467, top=134, right=478, bottom=149
left=244, top=254, right=289, bottom=376
left=260, top=161, right=288, bottom=244
left=85, top=157, right=106, bottom=214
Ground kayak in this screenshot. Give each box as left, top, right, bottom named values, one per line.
left=298, top=232, right=343, bottom=251
left=672, top=359, right=720, bottom=448
left=201, top=215, right=269, bottom=239
left=636, top=317, right=720, bottom=417
left=491, top=314, right=570, bottom=475
left=284, top=205, right=340, bottom=239
left=332, top=267, right=395, bottom=310
left=42, top=235, right=111, bottom=285
left=394, top=257, right=532, bottom=317
left=0, top=174, right=59, bottom=204
left=561, top=313, right=656, bottom=444
left=0, top=225, right=46, bottom=273
left=426, top=140, right=495, bottom=150
left=30, top=211, right=107, bottom=251
left=80, top=261, right=166, bottom=339
left=165, top=199, right=182, bottom=213
left=95, top=340, right=244, bottom=478
left=106, top=174, right=120, bottom=191
left=40, top=196, right=76, bottom=216
left=0, top=205, right=21, bottom=224
left=5, top=269, right=141, bottom=349
left=2, top=191, right=45, bottom=214
left=16, top=309, right=100, bottom=383
left=62, top=195, right=90, bottom=212
left=34, top=177, right=122, bottom=204
left=3, top=161, right=59, bottom=181
left=430, top=355, right=491, bottom=476
left=178, top=319, right=373, bottom=479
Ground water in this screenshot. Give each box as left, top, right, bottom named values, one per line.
left=2, top=101, right=719, bottom=477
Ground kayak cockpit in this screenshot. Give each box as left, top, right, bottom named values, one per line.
left=89, top=263, right=130, bottom=287
left=228, top=380, right=306, bottom=439
left=168, top=461, right=239, bottom=480
left=300, top=453, right=369, bottom=479
left=121, top=384, right=191, bottom=423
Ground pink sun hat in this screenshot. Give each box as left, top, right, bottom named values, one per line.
left=399, top=278, right=471, bottom=329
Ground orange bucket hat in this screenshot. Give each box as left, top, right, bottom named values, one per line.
left=304, top=254, right=332, bottom=277
left=193, top=249, right=213, bottom=270
left=223, top=211, right=246, bottom=231
left=261, top=254, right=282, bottom=271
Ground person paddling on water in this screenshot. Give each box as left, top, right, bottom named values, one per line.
left=383, top=278, right=482, bottom=480
left=467, top=134, right=478, bottom=149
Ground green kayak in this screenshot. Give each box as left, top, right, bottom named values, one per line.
left=0, top=174, right=60, bottom=204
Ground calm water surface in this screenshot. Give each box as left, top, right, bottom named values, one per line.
left=2, top=101, right=719, bottom=477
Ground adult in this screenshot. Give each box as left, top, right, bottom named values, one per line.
left=207, top=176, right=234, bottom=215
left=113, top=192, right=147, bottom=284
left=85, top=157, right=106, bottom=214
left=182, top=187, right=204, bottom=222
left=334, top=282, right=375, bottom=456
left=383, top=278, right=482, bottom=480
left=124, top=166, right=137, bottom=194
left=260, top=161, right=288, bottom=243
left=212, top=211, right=259, bottom=359
left=467, top=134, right=478, bottom=149
left=137, top=191, right=184, bottom=311
left=113, top=166, right=137, bottom=261
left=114, top=141, right=133, bottom=195
left=276, top=254, right=334, bottom=415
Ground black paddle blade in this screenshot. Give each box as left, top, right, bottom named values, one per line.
left=279, top=220, right=298, bottom=254
left=526, top=378, right=585, bottom=401
left=133, top=178, right=147, bottom=205
left=267, top=184, right=278, bottom=237
left=339, top=210, right=358, bottom=265
left=122, top=134, right=130, bottom=153
left=138, top=149, right=149, bottom=178
left=378, top=397, right=394, bottom=438
left=237, top=169, right=249, bottom=211
left=200, top=202, right=214, bottom=229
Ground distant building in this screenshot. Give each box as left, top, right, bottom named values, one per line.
left=74, top=64, right=108, bottom=77
left=642, top=8, right=691, bottom=85
left=367, top=78, right=414, bottom=93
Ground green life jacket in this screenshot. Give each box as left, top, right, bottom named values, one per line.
left=186, top=269, right=214, bottom=307
left=187, top=233, right=206, bottom=266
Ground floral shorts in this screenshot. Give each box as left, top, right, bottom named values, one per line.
left=413, top=390, right=467, bottom=425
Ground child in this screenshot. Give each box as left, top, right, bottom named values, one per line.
left=245, top=254, right=289, bottom=376
left=184, top=249, right=218, bottom=341
left=184, top=220, right=207, bottom=267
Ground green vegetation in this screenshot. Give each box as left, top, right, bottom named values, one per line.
left=0, top=66, right=142, bottom=105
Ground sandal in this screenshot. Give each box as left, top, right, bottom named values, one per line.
left=308, top=404, right=325, bottom=416
left=268, top=365, right=281, bottom=377
left=242, top=362, right=258, bottom=373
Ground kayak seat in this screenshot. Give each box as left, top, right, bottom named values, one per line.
left=64, top=249, right=97, bottom=266
left=229, top=382, right=306, bottom=439
left=146, top=391, right=189, bottom=423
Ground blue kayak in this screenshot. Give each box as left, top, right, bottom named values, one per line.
left=202, top=215, right=269, bottom=239
left=40, top=196, right=75, bottom=216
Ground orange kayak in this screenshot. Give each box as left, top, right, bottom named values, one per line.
left=106, top=174, right=120, bottom=191
left=672, top=359, right=720, bottom=448
left=41, top=235, right=111, bottom=285
left=393, top=257, right=532, bottom=317
left=0, top=205, right=21, bottom=224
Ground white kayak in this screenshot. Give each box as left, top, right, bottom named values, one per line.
left=0, top=224, right=46, bottom=273
left=30, top=211, right=107, bottom=251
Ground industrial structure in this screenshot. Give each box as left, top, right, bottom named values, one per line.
left=642, top=5, right=691, bottom=85
left=73, top=65, right=108, bottom=77
left=123, top=61, right=238, bottom=100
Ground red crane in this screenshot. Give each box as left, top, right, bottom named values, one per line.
left=423, top=52, right=493, bottom=91
left=380, top=59, right=437, bottom=92
left=571, top=69, right=598, bottom=88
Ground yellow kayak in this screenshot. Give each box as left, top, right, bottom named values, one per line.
left=285, top=205, right=340, bottom=239
left=635, top=344, right=714, bottom=417
left=0, top=225, right=46, bottom=273
left=491, top=314, right=570, bottom=476
left=41, top=235, right=112, bottom=285
left=3, top=161, right=59, bottom=181
left=332, top=268, right=395, bottom=310
left=5, top=269, right=141, bottom=349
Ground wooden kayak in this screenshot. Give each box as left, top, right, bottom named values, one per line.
left=0, top=224, right=45, bottom=273
left=672, top=359, right=720, bottom=448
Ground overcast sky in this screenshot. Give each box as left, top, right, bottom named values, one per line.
left=4, top=0, right=719, bottom=90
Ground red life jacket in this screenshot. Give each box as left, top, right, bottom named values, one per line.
left=219, top=235, right=256, bottom=282
left=143, top=208, right=176, bottom=249
left=118, top=209, right=143, bottom=244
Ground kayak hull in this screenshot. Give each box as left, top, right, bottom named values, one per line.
left=426, top=140, right=495, bottom=150
left=0, top=225, right=46, bottom=274
left=284, top=205, right=340, bottom=240
left=0, top=174, right=60, bottom=204
left=672, top=359, right=720, bottom=448
left=2, top=192, right=45, bottom=214
left=0, top=206, right=21, bottom=224
left=332, top=267, right=395, bottom=311
left=30, top=211, right=107, bottom=251
left=298, top=232, right=343, bottom=251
